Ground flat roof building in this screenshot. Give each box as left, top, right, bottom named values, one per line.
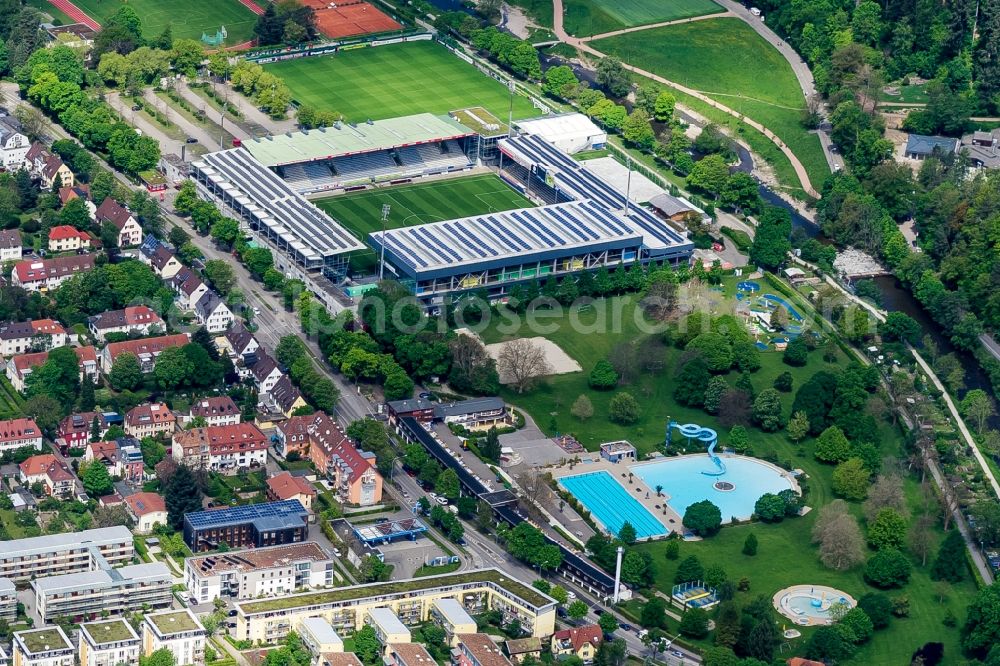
left=431, top=597, right=477, bottom=646
left=232, top=569, right=555, bottom=644
left=298, top=617, right=343, bottom=655
left=33, top=562, right=172, bottom=622
left=183, top=500, right=309, bottom=551
left=184, top=542, right=334, bottom=604
left=78, top=620, right=140, bottom=666
left=365, top=608, right=411, bottom=647
left=0, top=526, right=133, bottom=581
left=0, top=577, right=15, bottom=622
left=12, top=627, right=73, bottom=666
left=141, top=610, right=205, bottom=666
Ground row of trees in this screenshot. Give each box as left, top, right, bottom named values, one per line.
left=229, top=59, right=294, bottom=118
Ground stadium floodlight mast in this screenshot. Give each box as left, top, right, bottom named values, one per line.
left=508, top=80, right=516, bottom=136
left=623, top=155, right=633, bottom=216
left=379, top=204, right=390, bottom=280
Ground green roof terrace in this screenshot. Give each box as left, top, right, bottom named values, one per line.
left=147, top=610, right=203, bottom=636
left=239, top=568, right=552, bottom=614
left=81, top=620, right=138, bottom=645
left=17, top=627, right=71, bottom=654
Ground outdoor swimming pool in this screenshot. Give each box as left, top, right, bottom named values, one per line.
left=632, top=455, right=794, bottom=521
left=774, top=585, right=856, bottom=626
left=559, top=471, right=668, bottom=538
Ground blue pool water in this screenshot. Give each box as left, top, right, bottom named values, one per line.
left=632, top=456, right=794, bottom=521
left=560, top=472, right=668, bottom=538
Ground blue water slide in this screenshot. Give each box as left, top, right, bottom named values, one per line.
left=665, top=421, right=725, bottom=476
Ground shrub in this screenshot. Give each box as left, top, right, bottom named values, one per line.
left=863, top=549, right=912, bottom=588
left=588, top=360, right=619, bottom=390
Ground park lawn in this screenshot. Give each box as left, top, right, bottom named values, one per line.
left=265, top=41, right=541, bottom=123
left=593, top=18, right=829, bottom=193
left=27, top=0, right=75, bottom=25
left=564, top=0, right=724, bottom=38
left=70, top=0, right=258, bottom=44
left=879, top=83, right=930, bottom=104
left=478, top=277, right=852, bottom=454
left=316, top=174, right=534, bottom=275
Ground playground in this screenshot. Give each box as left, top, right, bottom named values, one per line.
left=672, top=581, right=720, bottom=610
left=773, top=585, right=857, bottom=627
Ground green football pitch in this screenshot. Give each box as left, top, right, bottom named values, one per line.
left=316, top=173, right=534, bottom=274
left=63, top=0, right=258, bottom=45
left=265, top=40, right=542, bottom=123
left=564, top=0, right=723, bottom=36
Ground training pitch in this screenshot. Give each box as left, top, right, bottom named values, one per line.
left=564, top=0, right=723, bottom=36
left=265, top=40, right=542, bottom=123
left=315, top=173, right=534, bottom=273
left=70, top=0, right=258, bottom=44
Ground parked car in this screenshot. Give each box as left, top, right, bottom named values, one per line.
left=619, top=623, right=633, bottom=632
left=186, top=137, right=198, bottom=144
left=227, top=609, right=238, bottom=617
left=435, top=496, right=449, bottom=506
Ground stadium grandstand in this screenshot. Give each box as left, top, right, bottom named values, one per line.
left=368, top=133, right=694, bottom=305
left=243, top=113, right=477, bottom=194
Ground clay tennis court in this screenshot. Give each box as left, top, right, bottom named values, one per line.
left=301, top=0, right=402, bottom=39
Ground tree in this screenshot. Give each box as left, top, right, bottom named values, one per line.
left=749, top=206, right=792, bottom=269
left=857, top=593, right=892, bottom=630
left=154, top=346, right=193, bottom=389
left=588, top=360, right=619, bottom=389
left=702, top=376, right=729, bottom=415
left=622, top=109, right=655, bottom=149
left=679, top=607, right=709, bottom=638
left=24, top=395, right=61, bottom=433
left=931, top=530, right=967, bottom=582
left=82, top=462, right=113, bottom=497
left=480, top=427, right=501, bottom=463
left=881, top=312, right=921, bottom=345
left=618, top=521, right=637, bottom=545
left=140, top=648, right=176, bottom=666
left=687, top=154, right=730, bottom=196
left=496, top=338, right=551, bottom=393
left=567, top=600, right=588, bottom=621
left=804, top=626, right=853, bottom=663
left=596, top=57, right=630, bottom=97
left=832, top=458, right=870, bottom=501
left=571, top=394, right=594, bottom=421
left=654, top=91, right=676, bottom=122
left=109, top=352, right=142, bottom=391
left=683, top=501, right=721, bottom=537
left=353, top=625, right=380, bottom=664
left=640, top=596, right=668, bottom=629
left=743, top=532, right=758, bottom=556
left=867, top=508, right=907, bottom=551
left=543, top=65, right=578, bottom=98
left=961, top=583, right=1000, bottom=657
left=360, top=555, right=391, bottom=583
left=202, top=259, right=236, bottom=296
left=686, top=332, right=732, bottom=372
left=608, top=392, right=641, bottom=425
left=786, top=411, right=810, bottom=443
left=754, top=493, right=788, bottom=522
left=863, top=549, right=912, bottom=588
left=673, top=355, right=711, bottom=407
left=961, top=389, right=995, bottom=435
left=59, top=197, right=91, bottom=228
left=598, top=611, right=618, bottom=636
left=815, top=425, right=852, bottom=463
left=435, top=468, right=461, bottom=501
left=812, top=500, right=865, bottom=571
left=164, top=465, right=202, bottom=530
left=242, top=247, right=274, bottom=278
left=727, top=425, right=750, bottom=453
left=25, top=346, right=79, bottom=405
left=720, top=172, right=762, bottom=214
left=751, top=388, right=785, bottom=432
left=863, top=474, right=907, bottom=522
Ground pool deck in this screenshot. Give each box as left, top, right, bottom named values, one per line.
left=773, top=584, right=857, bottom=627
left=553, top=457, right=684, bottom=538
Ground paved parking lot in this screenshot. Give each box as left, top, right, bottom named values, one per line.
left=337, top=509, right=451, bottom=578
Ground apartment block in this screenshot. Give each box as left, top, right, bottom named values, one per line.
left=12, top=627, right=73, bottom=666
left=141, top=610, right=206, bottom=666
left=182, top=500, right=309, bottom=552
left=366, top=608, right=411, bottom=649
left=0, top=577, right=16, bottom=621
left=33, top=562, right=172, bottom=622
left=0, top=526, right=133, bottom=581
left=78, top=620, right=140, bottom=666
left=298, top=617, right=343, bottom=656
left=454, top=634, right=513, bottom=666
left=431, top=598, right=477, bottom=646
left=184, top=542, right=333, bottom=604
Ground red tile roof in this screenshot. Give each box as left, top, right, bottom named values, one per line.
left=552, top=625, right=602, bottom=654
left=10, top=346, right=97, bottom=376
left=105, top=333, right=188, bottom=362
left=13, top=254, right=94, bottom=284
left=125, top=491, right=166, bottom=516
left=125, top=403, right=175, bottom=429
left=173, top=422, right=268, bottom=457
left=0, top=418, right=41, bottom=444
left=19, top=454, right=73, bottom=482
left=189, top=396, right=240, bottom=419
left=89, top=305, right=163, bottom=331
left=48, top=225, right=89, bottom=241
left=266, top=471, right=317, bottom=501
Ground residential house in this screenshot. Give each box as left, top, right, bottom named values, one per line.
left=303, top=412, right=382, bottom=506
left=87, top=306, right=164, bottom=343
left=171, top=422, right=268, bottom=473
left=0, top=418, right=43, bottom=454
left=275, top=415, right=312, bottom=460
left=251, top=352, right=283, bottom=403
left=265, top=471, right=317, bottom=512
left=168, top=268, right=208, bottom=311
left=386, top=398, right=434, bottom=425
left=455, top=634, right=512, bottom=666
left=95, top=198, right=142, bottom=248
left=78, top=619, right=140, bottom=666
left=140, top=610, right=205, bottom=666
left=503, top=638, right=542, bottom=664
left=0, top=117, right=29, bottom=171
left=57, top=412, right=114, bottom=452
left=960, top=128, right=1000, bottom=169
left=26, top=142, right=74, bottom=190
left=365, top=608, right=411, bottom=647
left=266, top=375, right=306, bottom=418
left=0, top=229, right=21, bottom=262
left=124, top=403, right=175, bottom=439
left=19, top=455, right=74, bottom=497
left=386, top=643, right=436, bottom=666
left=138, top=238, right=182, bottom=280
left=187, top=396, right=241, bottom=426
left=550, top=626, right=602, bottom=663
left=12, top=626, right=74, bottom=666
left=99, top=333, right=189, bottom=374
left=193, top=290, right=234, bottom=333
left=5, top=346, right=98, bottom=393
left=904, top=134, right=960, bottom=160
left=47, top=225, right=91, bottom=253
left=85, top=437, right=143, bottom=482
left=0, top=319, right=68, bottom=356
left=220, top=324, right=259, bottom=378
left=11, top=254, right=94, bottom=292
left=58, top=184, right=91, bottom=206
left=433, top=398, right=511, bottom=431
left=124, top=492, right=167, bottom=534
left=786, top=660, right=825, bottom=666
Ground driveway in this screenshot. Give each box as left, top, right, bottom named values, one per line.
left=174, top=81, right=251, bottom=144
left=105, top=90, right=184, bottom=156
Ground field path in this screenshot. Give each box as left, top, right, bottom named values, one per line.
left=577, top=11, right=731, bottom=42
left=48, top=0, right=101, bottom=30
left=551, top=0, right=821, bottom=197
left=236, top=0, right=266, bottom=15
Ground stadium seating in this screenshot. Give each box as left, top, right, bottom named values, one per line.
left=333, top=151, right=402, bottom=183
left=400, top=141, right=471, bottom=174
left=282, top=162, right=338, bottom=194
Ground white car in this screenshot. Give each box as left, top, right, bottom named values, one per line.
left=435, top=496, right=449, bottom=506
left=566, top=591, right=577, bottom=600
